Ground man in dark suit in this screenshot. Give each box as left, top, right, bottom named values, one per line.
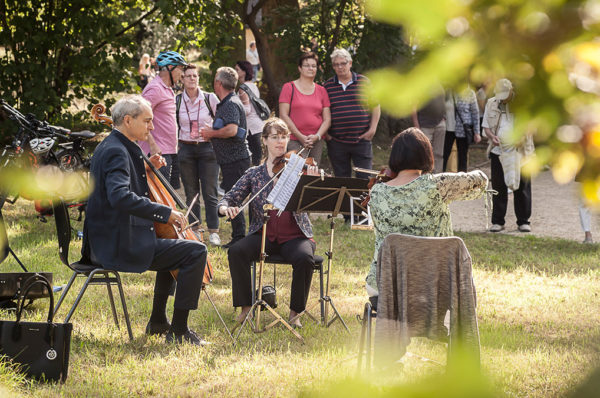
left=82, top=95, right=208, bottom=346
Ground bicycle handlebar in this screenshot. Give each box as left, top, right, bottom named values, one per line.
left=1, top=99, right=70, bottom=140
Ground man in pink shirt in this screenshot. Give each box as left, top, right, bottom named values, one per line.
left=141, top=51, right=188, bottom=181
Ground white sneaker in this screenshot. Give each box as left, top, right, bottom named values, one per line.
left=518, top=224, right=531, bottom=233
left=208, top=232, right=221, bottom=246
left=489, top=224, right=504, bottom=232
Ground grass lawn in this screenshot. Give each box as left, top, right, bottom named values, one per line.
left=1, top=199, right=599, bottom=397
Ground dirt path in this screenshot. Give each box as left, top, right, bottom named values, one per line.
left=450, top=165, right=590, bottom=242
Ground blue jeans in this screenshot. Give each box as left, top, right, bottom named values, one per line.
left=178, top=143, right=220, bottom=230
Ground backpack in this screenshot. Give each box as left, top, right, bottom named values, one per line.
left=239, top=83, right=271, bottom=120
left=175, top=92, right=215, bottom=131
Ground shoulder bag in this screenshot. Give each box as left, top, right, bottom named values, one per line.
left=0, top=274, right=72, bottom=383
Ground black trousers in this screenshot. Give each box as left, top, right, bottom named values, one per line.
left=227, top=233, right=316, bottom=313
left=442, top=130, right=469, bottom=172
left=149, top=238, right=206, bottom=310
left=220, top=157, right=250, bottom=240
left=326, top=140, right=373, bottom=180
left=490, top=153, right=532, bottom=226
left=247, top=133, right=262, bottom=166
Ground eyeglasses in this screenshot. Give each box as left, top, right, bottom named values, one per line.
left=332, top=61, right=348, bottom=68
left=302, top=64, right=317, bottom=69
left=267, top=134, right=288, bottom=140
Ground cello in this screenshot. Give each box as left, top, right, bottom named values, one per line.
left=90, top=104, right=214, bottom=285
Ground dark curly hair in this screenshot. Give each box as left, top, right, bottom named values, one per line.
left=235, top=60, right=253, bottom=82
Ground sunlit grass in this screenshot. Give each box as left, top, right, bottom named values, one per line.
left=0, top=201, right=599, bottom=397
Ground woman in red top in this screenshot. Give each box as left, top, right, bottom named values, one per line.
left=218, top=118, right=319, bottom=328
left=278, top=52, right=331, bottom=165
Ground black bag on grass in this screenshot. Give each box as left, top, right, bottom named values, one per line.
left=0, top=274, right=72, bottom=383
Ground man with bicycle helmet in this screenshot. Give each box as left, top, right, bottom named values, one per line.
left=140, top=50, right=188, bottom=183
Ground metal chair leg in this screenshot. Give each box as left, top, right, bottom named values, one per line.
left=105, top=274, right=120, bottom=329
left=318, top=263, right=325, bottom=323
left=64, top=273, right=95, bottom=323
left=357, top=302, right=371, bottom=373
left=54, top=271, right=77, bottom=315
left=113, top=271, right=133, bottom=341
left=366, top=303, right=373, bottom=371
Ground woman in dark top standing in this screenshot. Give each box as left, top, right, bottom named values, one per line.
left=218, top=118, right=319, bottom=328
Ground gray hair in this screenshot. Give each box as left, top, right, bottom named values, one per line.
left=215, top=66, right=238, bottom=91
left=111, top=95, right=151, bottom=126
left=330, top=48, right=352, bottom=63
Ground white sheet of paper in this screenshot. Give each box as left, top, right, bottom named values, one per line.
left=267, top=153, right=305, bottom=214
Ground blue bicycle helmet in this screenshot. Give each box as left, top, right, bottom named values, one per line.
left=156, top=51, right=189, bottom=68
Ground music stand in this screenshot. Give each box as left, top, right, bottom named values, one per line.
left=286, top=175, right=370, bottom=331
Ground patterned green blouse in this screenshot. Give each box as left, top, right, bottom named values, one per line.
left=366, top=170, right=488, bottom=292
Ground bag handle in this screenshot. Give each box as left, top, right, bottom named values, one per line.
left=15, top=274, right=54, bottom=324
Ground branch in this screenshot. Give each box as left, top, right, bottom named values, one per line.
left=94, top=5, right=160, bottom=55
left=328, top=0, right=348, bottom=53
left=244, top=0, right=268, bottom=22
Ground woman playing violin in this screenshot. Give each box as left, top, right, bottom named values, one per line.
left=218, top=117, right=319, bottom=328
left=366, top=128, right=488, bottom=300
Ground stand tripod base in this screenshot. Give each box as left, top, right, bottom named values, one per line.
left=232, top=300, right=304, bottom=345
left=322, top=296, right=350, bottom=332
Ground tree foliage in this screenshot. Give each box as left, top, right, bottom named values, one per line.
left=0, top=0, right=207, bottom=127
left=363, top=0, right=600, bottom=202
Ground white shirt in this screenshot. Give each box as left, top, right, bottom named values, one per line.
left=482, top=99, right=513, bottom=155
left=246, top=49, right=260, bottom=66
left=178, top=89, right=218, bottom=142
left=238, top=82, right=265, bottom=135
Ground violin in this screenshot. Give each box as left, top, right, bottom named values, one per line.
left=356, top=167, right=398, bottom=207
left=90, top=104, right=214, bottom=285
left=272, top=150, right=317, bottom=175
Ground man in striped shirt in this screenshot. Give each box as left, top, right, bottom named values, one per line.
left=323, top=48, right=381, bottom=181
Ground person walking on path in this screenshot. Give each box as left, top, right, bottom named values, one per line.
left=482, top=78, right=534, bottom=233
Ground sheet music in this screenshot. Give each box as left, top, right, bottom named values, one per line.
left=267, top=153, right=305, bottom=214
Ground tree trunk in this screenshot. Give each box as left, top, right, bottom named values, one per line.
left=242, top=0, right=300, bottom=108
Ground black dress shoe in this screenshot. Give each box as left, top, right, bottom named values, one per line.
left=145, top=320, right=171, bottom=336
left=165, top=329, right=210, bottom=346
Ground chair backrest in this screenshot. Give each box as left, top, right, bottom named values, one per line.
left=374, top=233, right=479, bottom=366
left=53, top=201, right=72, bottom=268
left=0, top=208, right=9, bottom=264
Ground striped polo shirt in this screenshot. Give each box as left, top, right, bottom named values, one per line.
left=323, top=72, right=371, bottom=143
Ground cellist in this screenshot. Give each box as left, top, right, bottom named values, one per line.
left=81, top=95, right=209, bottom=346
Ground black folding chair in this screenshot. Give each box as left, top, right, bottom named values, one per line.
left=52, top=201, right=133, bottom=340
left=250, top=254, right=325, bottom=324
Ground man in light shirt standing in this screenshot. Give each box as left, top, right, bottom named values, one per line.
left=246, top=42, right=260, bottom=82
left=483, top=78, right=533, bottom=233
left=141, top=51, right=188, bottom=182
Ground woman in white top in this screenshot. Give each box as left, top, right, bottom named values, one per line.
left=235, top=60, right=265, bottom=166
